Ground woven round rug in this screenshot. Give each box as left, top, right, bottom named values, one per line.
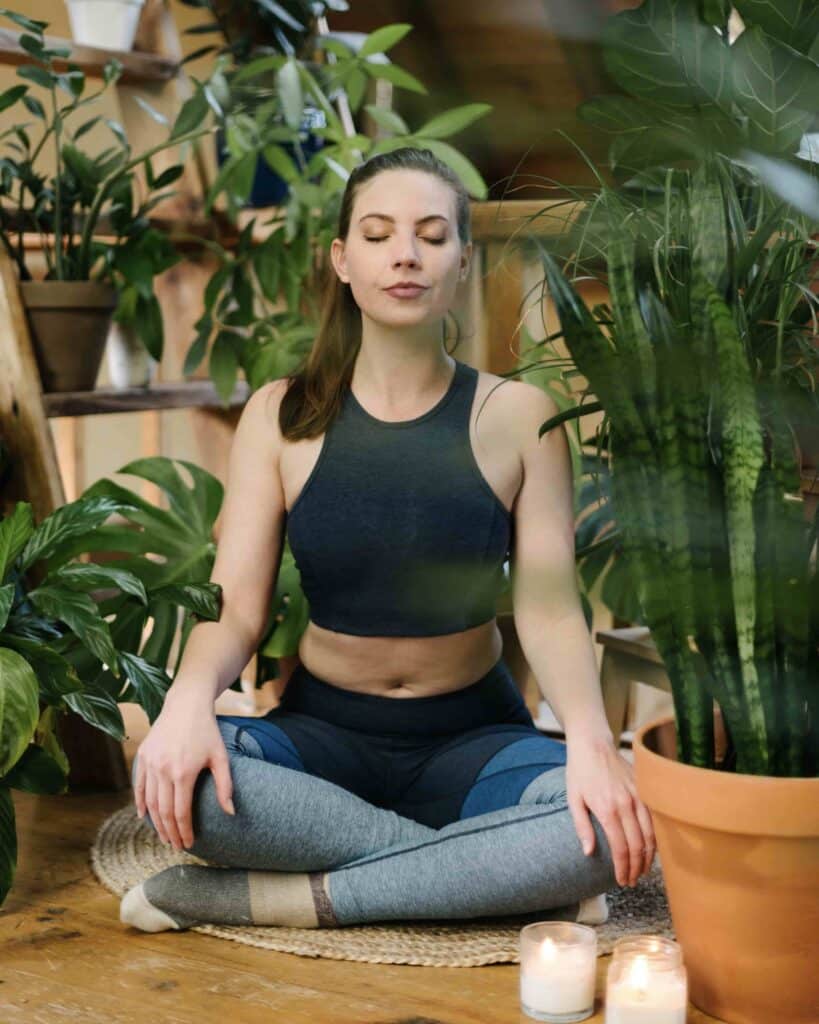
left=90, top=802, right=675, bottom=967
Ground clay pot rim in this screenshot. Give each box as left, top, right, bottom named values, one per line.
left=635, top=711, right=818, bottom=787
left=634, top=712, right=819, bottom=835
left=20, top=279, right=117, bottom=308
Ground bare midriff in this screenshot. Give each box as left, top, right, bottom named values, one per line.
left=296, top=617, right=504, bottom=698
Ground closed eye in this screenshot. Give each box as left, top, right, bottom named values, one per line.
left=365, top=237, right=446, bottom=245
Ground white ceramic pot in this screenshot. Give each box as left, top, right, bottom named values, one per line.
left=65, top=0, right=146, bottom=51
left=106, top=320, right=157, bottom=389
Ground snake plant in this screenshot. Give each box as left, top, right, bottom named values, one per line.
left=525, top=0, right=819, bottom=777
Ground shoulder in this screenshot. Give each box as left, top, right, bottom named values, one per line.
left=235, top=378, right=292, bottom=456
left=474, top=370, right=560, bottom=447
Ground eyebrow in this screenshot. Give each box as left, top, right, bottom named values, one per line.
left=358, top=213, right=449, bottom=225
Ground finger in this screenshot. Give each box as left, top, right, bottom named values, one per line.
left=617, top=795, right=646, bottom=886
left=174, top=776, right=195, bottom=850
left=568, top=796, right=596, bottom=856
left=597, top=809, right=630, bottom=887
left=133, top=752, right=145, bottom=818
left=211, top=750, right=235, bottom=816
left=633, top=798, right=656, bottom=876
left=145, top=770, right=166, bottom=844
left=157, top=774, right=184, bottom=851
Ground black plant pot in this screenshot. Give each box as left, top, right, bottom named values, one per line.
left=215, top=105, right=327, bottom=208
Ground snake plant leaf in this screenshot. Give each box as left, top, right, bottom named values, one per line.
left=733, top=0, right=819, bottom=57
left=18, top=497, right=126, bottom=572
left=0, top=647, right=40, bottom=777
left=0, top=504, right=34, bottom=583
left=731, top=26, right=819, bottom=155
left=601, top=0, right=735, bottom=111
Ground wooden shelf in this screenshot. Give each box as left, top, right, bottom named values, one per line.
left=43, top=379, right=250, bottom=417
left=0, top=28, right=178, bottom=84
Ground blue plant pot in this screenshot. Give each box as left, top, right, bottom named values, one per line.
left=215, top=106, right=327, bottom=208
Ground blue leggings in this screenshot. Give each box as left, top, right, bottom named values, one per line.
left=176, top=658, right=618, bottom=923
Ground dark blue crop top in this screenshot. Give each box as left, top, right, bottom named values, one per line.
left=285, top=358, right=513, bottom=637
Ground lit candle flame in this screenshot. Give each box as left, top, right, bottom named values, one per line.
left=538, top=937, right=558, bottom=963
left=627, top=954, right=650, bottom=995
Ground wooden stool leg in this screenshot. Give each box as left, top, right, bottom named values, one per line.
left=600, top=649, right=631, bottom=745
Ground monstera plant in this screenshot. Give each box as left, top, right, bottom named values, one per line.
left=0, top=456, right=306, bottom=909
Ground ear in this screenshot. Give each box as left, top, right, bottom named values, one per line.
left=330, top=238, right=349, bottom=283
left=459, top=240, right=473, bottom=281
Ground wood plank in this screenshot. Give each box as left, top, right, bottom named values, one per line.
left=0, top=736, right=721, bottom=1024
left=43, top=380, right=250, bottom=417
left=0, top=28, right=178, bottom=83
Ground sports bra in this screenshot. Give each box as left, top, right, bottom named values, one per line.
left=284, top=358, right=513, bottom=637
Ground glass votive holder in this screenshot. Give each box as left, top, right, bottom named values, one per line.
left=520, top=921, right=598, bottom=1023
left=604, top=935, right=688, bottom=1024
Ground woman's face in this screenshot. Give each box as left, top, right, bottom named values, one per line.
left=330, top=169, right=471, bottom=330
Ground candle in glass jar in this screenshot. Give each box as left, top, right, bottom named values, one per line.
left=605, top=937, right=687, bottom=1024
left=520, top=922, right=597, bottom=1023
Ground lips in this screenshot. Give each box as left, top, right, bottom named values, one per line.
left=385, top=285, right=428, bottom=299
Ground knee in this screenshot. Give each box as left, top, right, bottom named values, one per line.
left=518, top=764, right=568, bottom=808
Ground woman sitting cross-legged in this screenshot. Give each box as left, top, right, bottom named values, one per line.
left=120, top=146, right=656, bottom=933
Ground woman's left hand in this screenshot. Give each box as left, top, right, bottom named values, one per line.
left=565, top=734, right=656, bottom=888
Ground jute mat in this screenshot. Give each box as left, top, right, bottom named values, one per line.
left=91, top=802, right=674, bottom=967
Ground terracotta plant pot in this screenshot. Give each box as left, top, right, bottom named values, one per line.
left=20, top=281, right=118, bottom=392
left=633, top=712, right=819, bottom=1024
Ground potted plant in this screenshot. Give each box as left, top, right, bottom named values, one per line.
left=175, top=0, right=350, bottom=208
left=0, top=7, right=215, bottom=392
left=527, top=2, right=819, bottom=1021
left=180, top=19, right=492, bottom=402
left=64, top=0, right=146, bottom=52
left=0, top=453, right=308, bottom=910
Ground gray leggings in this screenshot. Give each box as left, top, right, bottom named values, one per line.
left=136, top=661, right=617, bottom=924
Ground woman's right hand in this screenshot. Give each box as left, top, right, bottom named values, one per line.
left=133, top=701, right=236, bottom=852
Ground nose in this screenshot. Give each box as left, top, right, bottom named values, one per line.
left=390, top=234, right=422, bottom=267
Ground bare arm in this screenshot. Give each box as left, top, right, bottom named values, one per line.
left=163, top=378, right=289, bottom=713
left=508, top=382, right=613, bottom=744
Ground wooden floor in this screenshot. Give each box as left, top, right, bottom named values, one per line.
left=0, top=698, right=723, bottom=1023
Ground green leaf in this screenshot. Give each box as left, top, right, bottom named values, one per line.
left=277, top=59, right=303, bottom=131
left=0, top=9, right=47, bottom=34
left=133, top=94, right=169, bottom=126
left=0, top=583, right=14, bottom=631
left=601, top=0, right=734, bottom=109
left=417, top=138, right=488, bottom=199
left=112, top=456, right=223, bottom=537
left=0, top=636, right=83, bottom=706
left=150, top=582, right=221, bottom=620
left=0, top=783, right=16, bottom=905
left=0, top=648, right=40, bottom=777
left=19, top=497, right=127, bottom=572
left=0, top=503, right=34, bottom=581
left=363, top=104, right=409, bottom=135
left=170, top=87, right=209, bottom=140
left=210, top=331, right=240, bottom=404
left=15, top=64, right=53, bottom=90
left=358, top=23, right=412, bottom=58
left=415, top=103, right=492, bottom=139
left=731, top=26, right=819, bottom=155
left=2, top=743, right=68, bottom=795
left=117, top=652, right=170, bottom=726
left=733, top=0, right=819, bottom=57
left=51, top=563, right=148, bottom=605
left=0, top=84, right=26, bottom=114
left=27, top=585, right=118, bottom=673
left=261, top=144, right=299, bottom=183
left=134, top=293, right=164, bottom=362
left=62, top=686, right=125, bottom=742
left=366, top=61, right=426, bottom=94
